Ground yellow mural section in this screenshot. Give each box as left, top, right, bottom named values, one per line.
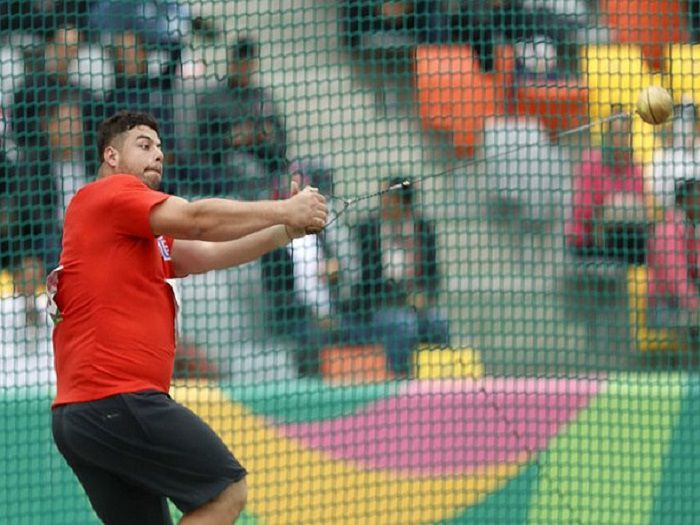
left=172, top=381, right=525, bottom=525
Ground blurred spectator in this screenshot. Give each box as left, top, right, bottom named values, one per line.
left=513, top=35, right=562, bottom=79
left=261, top=163, right=344, bottom=378
left=0, top=254, right=54, bottom=384
left=566, top=110, right=648, bottom=265
left=101, top=28, right=176, bottom=155
left=0, top=133, right=17, bottom=272
left=42, top=89, right=90, bottom=218
left=1, top=126, right=55, bottom=357
left=10, top=14, right=99, bottom=167
left=2, top=114, right=63, bottom=274
left=339, top=0, right=451, bottom=50
left=195, top=37, right=287, bottom=199
left=646, top=175, right=700, bottom=343
left=651, top=96, right=700, bottom=210
left=6, top=165, right=63, bottom=274
left=453, top=0, right=580, bottom=72
left=286, top=157, right=361, bottom=302
left=348, top=176, right=449, bottom=376
left=88, top=0, right=192, bottom=84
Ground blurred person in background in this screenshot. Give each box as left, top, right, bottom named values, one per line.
left=0, top=115, right=60, bottom=346
left=88, top=0, right=191, bottom=86
left=453, top=0, right=580, bottom=72
left=195, top=37, right=287, bottom=200
left=646, top=174, right=700, bottom=347
left=339, top=0, right=451, bottom=49
left=348, top=176, right=449, bottom=377
left=566, top=108, right=648, bottom=265
left=41, top=90, right=91, bottom=219
left=101, top=28, right=177, bottom=157
left=651, top=96, right=700, bottom=211
left=261, top=161, right=345, bottom=378
left=11, top=12, right=100, bottom=166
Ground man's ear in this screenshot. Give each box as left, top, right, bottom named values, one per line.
left=103, top=145, right=119, bottom=169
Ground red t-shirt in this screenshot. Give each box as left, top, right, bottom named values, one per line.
left=51, top=174, right=176, bottom=406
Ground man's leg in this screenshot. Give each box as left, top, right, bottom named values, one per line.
left=52, top=393, right=247, bottom=524
left=52, top=405, right=173, bottom=525
left=179, top=478, right=247, bottom=524
left=75, top=465, right=173, bottom=525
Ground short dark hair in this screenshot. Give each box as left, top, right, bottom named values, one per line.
left=97, top=111, right=159, bottom=162
left=228, top=36, right=257, bottom=61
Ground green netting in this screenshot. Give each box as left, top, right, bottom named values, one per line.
left=2, top=1, right=700, bottom=523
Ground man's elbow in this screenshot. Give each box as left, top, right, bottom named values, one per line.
left=176, top=203, right=207, bottom=240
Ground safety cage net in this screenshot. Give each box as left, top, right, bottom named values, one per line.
left=1, top=1, right=700, bottom=523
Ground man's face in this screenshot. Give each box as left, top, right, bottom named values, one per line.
left=109, top=125, right=164, bottom=189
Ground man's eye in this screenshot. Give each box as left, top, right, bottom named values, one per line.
left=139, top=143, right=150, bottom=150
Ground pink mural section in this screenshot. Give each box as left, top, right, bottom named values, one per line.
left=279, top=378, right=602, bottom=475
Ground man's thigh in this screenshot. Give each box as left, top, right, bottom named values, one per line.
left=70, top=463, right=172, bottom=525
left=52, top=392, right=246, bottom=515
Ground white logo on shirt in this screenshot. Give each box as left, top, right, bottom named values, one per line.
left=157, top=236, right=171, bottom=261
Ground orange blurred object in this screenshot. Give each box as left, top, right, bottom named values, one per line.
left=515, top=81, right=589, bottom=139
left=320, top=345, right=394, bottom=384
left=416, top=45, right=506, bottom=157
left=601, top=0, right=688, bottom=70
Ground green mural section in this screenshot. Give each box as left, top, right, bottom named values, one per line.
left=528, top=373, right=684, bottom=525
left=651, top=377, right=700, bottom=525
left=2, top=374, right=700, bottom=524
left=224, top=379, right=399, bottom=423
left=441, top=463, right=539, bottom=525
left=0, top=391, right=95, bottom=524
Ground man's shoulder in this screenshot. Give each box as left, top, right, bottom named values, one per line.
left=75, top=174, right=147, bottom=198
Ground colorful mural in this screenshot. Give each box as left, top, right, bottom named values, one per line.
left=1, top=373, right=698, bottom=524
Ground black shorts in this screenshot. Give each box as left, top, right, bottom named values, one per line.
left=52, top=391, right=247, bottom=525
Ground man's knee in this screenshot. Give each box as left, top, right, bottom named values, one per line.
left=221, top=478, right=247, bottom=517
left=181, top=478, right=247, bottom=524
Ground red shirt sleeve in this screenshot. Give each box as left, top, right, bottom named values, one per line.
left=108, top=175, right=171, bottom=238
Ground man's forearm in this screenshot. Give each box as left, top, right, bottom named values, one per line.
left=189, top=198, right=288, bottom=242
left=174, top=225, right=291, bottom=275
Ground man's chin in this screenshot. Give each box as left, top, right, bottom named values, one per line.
left=144, top=172, right=162, bottom=190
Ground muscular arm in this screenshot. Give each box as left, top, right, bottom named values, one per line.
left=150, top=195, right=289, bottom=241
left=157, top=179, right=326, bottom=275
left=150, top=186, right=326, bottom=242
left=170, top=225, right=291, bottom=276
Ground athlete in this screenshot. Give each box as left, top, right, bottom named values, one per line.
left=49, top=111, right=327, bottom=524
